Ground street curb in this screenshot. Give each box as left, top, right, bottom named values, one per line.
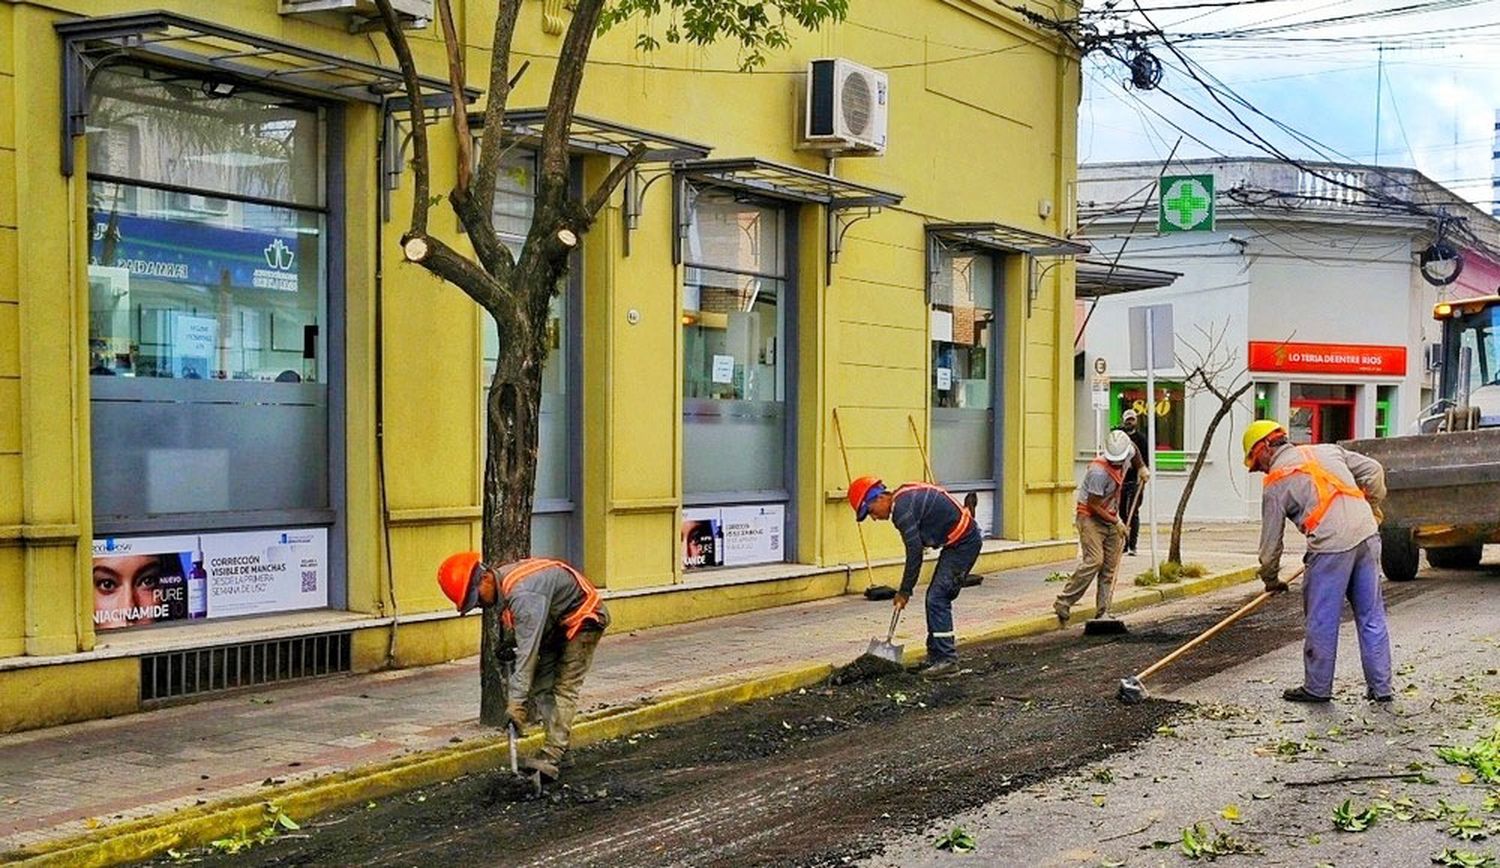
left=3, top=564, right=1257, bottom=867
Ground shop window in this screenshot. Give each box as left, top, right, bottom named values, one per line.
left=680, top=188, right=790, bottom=570
left=1376, top=385, right=1397, bottom=437
left=1110, top=381, right=1186, bottom=471
left=85, top=65, right=333, bottom=631
left=481, top=149, right=574, bottom=559
left=930, top=247, right=997, bottom=491
left=1290, top=383, right=1356, bottom=444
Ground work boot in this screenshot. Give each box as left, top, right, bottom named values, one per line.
left=1282, top=686, right=1331, bottom=704
left=920, top=659, right=960, bottom=680
left=1365, top=690, right=1393, bottom=703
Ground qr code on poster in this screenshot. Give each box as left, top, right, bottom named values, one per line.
left=301, top=569, right=318, bottom=593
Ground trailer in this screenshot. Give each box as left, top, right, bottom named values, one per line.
left=1343, top=295, right=1500, bottom=582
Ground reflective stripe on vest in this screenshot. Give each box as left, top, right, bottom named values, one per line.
left=1077, top=458, right=1125, bottom=518
left=893, top=483, right=974, bottom=546
left=1263, top=445, right=1367, bottom=534
left=499, top=558, right=603, bottom=641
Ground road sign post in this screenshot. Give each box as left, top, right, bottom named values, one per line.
left=1129, top=303, right=1175, bottom=577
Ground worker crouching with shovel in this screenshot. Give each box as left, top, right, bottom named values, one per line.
left=1055, top=429, right=1143, bottom=629
left=849, top=476, right=982, bottom=680
left=438, top=553, right=608, bottom=782
left=1244, top=420, right=1394, bottom=704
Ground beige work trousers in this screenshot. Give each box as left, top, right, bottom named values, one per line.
left=1056, top=515, right=1125, bottom=618
left=524, top=627, right=603, bottom=763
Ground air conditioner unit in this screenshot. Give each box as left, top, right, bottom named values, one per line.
left=804, top=58, right=888, bottom=155
left=280, top=0, right=433, bottom=25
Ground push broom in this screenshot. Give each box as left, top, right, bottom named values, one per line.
left=1117, top=565, right=1305, bottom=704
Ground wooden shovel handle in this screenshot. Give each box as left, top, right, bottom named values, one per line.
left=1135, top=565, right=1306, bottom=683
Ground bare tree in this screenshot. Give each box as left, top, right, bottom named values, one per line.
left=1168, top=321, right=1254, bottom=564
left=374, top=0, right=850, bottom=725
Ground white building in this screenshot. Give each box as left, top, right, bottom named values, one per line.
left=1075, top=158, right=1500, bottom=522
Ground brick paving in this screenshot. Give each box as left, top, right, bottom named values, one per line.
left=0, top=523, right=1279, bottom=853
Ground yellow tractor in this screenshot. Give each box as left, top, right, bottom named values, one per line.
left=1344, top=295, right=1500, bottom=581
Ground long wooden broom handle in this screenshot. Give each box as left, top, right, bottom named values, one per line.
left=907, top=414, right=937, bottom=484
left=832, top=408, right=876, bottom=589
left=1135, top=565, right=1306, bottom=682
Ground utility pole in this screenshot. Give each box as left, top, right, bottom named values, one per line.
left=1373, top=43, right=1384, bottom=166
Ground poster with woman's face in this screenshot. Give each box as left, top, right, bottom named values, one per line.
left=92, top=550, right=190, bottom=630
left=681, top=517, right=723, bottom=570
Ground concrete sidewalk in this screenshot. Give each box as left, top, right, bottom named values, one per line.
left=0, top=528, right=1269, bottom=856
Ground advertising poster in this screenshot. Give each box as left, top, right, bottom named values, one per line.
left=720, top=505, right=785, bottom=566
left=681, top=509, right=723, bottom=570
left=91, top=528, right=329, bottom=630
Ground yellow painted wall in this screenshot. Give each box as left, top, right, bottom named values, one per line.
left=0, top=0, right=1081, bottom=724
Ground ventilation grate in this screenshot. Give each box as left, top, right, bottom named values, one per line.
left=139, top=632, right=352, bottom=703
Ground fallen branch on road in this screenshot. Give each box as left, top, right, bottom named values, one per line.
left=1285, top=772, right=1422, bottom=789
left=1100, top=817, right=1157, bottom=842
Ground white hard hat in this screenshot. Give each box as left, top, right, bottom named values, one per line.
left=1103, top=429, right=1134, bottom=464
left=1122, top=409, right=1139, bottom=423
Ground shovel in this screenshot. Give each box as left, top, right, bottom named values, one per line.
left=858, top=608, right=905, bottom=671
left=507, top=721, right=543, bottom=796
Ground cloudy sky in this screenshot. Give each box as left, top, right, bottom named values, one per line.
left=1078, top=0, right=1500, bottom=209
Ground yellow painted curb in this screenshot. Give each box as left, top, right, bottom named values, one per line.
left=4, top=564, right=1255, bottom=868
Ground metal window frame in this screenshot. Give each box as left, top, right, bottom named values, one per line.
left=673, top=158, right=903, bottom=282
left=57, top=10, right=476, bottom=176
left=925, top=241, right=1006, bottom=537
left=85, top=62, right=349, bottom=613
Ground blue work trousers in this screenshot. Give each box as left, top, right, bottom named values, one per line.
left=925, top=530, right=983, bottom=663
left=1301, top=535, right=1393, bottom=699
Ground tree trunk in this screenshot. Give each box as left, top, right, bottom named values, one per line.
left=1169, top=381, right=1254, bottom=564
left=476, top=272, right=552, bottom=727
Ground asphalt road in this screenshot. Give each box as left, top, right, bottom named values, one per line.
left=872, top=553, right=1500, bottom=868
left=168, top=549, right=1491, bottom=868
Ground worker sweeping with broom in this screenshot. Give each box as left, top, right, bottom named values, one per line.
left=1244, top=420, right=1394, bottom=704
left=848, top=476, right=981, bottom=680
left=1055, top=429, right=1144, bottom=628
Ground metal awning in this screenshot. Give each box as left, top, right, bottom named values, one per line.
left=674, top=158, right=903, bottom=209
left=57, top=11, right=478, bottom=175
left=928, top=222, right=1090, bottom=258
left=1075, top=258, right=1182, bottom=298
left=495, top=110, right=712, bottom=162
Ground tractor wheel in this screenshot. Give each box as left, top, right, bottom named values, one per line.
left=1425, top=544, right=1485, bottom=570
left=1380, top=527, right=1420, bottom=582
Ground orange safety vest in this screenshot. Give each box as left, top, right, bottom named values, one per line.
left=1077, top=458, right=1125, bottom=519
left=893, top=483, right=974, bottom=546
left=1263, top=445, right=1367, bottom=534
left=498, top=558, right=604, bottom=641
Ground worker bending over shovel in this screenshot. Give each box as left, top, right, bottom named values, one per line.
left=1244, top=420, right=1393, bottom=704
left=1055, top=429, right=1144, bottom=626
left=438, top=553, right=608, bottom=780
left=849, top=476, right=981, bottom=680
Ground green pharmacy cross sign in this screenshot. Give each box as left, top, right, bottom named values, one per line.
left=1158, top=174, right=1215, bottom=233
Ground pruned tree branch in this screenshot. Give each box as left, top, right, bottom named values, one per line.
left=435, top=0, right=473, bottom=193
left=585, top=144, right=650, bottom=220
left=374, top=0, right=432, bottom=236
left=540, top=0, right=608, bottom=184
left=474, top=1, right=524, bottom=219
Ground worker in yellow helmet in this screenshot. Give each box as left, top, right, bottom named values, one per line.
left=1244, top=419, right=1393, bottom=704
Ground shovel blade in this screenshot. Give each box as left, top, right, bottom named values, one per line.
left=864, top=638, right=904, bottom=663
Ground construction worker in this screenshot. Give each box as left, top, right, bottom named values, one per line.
left=1244, top=420, right=1393, bottom=704
left=1115, top=409, right=1150, bottom=555
left=1055, top=429, right=1142, bottom=625
left=437, top=553, right=608, bottom=779
left=849, top=476, right=981, bottom=679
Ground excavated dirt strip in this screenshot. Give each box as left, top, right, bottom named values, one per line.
left=175, top=579, right=1440, bottom=868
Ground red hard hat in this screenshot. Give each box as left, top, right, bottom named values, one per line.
left=848, top=476, right=886, bottom=521
left=437, top=552, right=485, bottom=613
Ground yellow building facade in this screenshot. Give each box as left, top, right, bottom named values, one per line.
left=0, top=0, right=1083, bottom=731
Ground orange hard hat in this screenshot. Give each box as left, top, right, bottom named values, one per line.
left=848, top=475, right=886, bottom=521
left=437, top=552, right=485, bottom=613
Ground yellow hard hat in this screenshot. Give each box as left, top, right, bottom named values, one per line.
left=1242, top=419, right=1286, bottom=467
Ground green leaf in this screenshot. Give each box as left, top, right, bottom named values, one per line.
left=276, top=813, right=300, bottom=831
left=933, top=826, right=976, bottom=853
left=1333, top=798, right=1379, bottom=833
